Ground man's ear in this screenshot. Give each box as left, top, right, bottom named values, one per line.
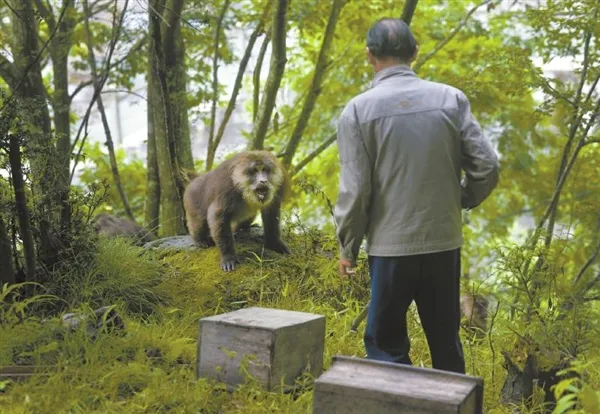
left=410, top=45, right=419, bottom=63
left=366, top=47, right=376, bottom=66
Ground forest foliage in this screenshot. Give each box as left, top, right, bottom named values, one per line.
left=1, top=0, right=600, bottom=412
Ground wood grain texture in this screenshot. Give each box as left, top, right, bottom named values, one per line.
left=313, top=356, right=484, bottom=414
left=197, top=307, right=326, bottom=391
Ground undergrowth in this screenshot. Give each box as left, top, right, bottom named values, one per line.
left=0, top=230, right=598, bottom=413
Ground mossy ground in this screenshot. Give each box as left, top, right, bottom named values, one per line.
left=1, top=231, right=599, bottom=413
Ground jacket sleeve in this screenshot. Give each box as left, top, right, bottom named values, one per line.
left=333, top=106, right=372, bottom=266
left=458, top=92, right=500, bottom=209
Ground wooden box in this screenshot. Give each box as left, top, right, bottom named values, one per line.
left=313, top=356, right=484, bottom=414
left=197, top=306, right=326, bottom=391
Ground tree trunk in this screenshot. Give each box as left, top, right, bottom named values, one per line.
left=163, top=0, right=194, bottom=173
left=0, top=216, right=16, bottom=286
left=40, top=0, right=76, bottom=231
left=144, top=61, right=160, bottom=235
left=149, top=0, right=192, bottom=236
left=8, top=135, right=36, bottom=283
left=250, top=0, right=289, bottom=150
left=52, top=53, right=73, bottom=231
left=8, top=0, right=60, bottom=270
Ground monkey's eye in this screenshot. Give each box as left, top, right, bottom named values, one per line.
left=248, top=168, right=258, bottom=175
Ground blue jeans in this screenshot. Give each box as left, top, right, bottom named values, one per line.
left=364, top=248, right=465, bottom=374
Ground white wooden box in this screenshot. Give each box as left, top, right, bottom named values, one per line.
left=197, top=306, right=326, bottom=391
left=313, top=356, right=484, bottom=414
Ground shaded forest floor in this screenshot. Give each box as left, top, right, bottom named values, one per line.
left=0, top=228, right=597, bottom=413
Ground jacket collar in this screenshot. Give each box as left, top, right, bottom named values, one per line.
left=370, top=64, right=416, bottom=88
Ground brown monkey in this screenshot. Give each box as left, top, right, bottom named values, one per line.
left=183, top=150, right=291, bottom=272
left=460, top=292, right=489, bottom=335
left=92, top=213, right=157, bottom=246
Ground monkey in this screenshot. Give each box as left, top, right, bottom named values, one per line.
left=460, top=292, right=489, bottom=337
left=91, top=213, right=157, bottom=246
left=183, top=150, right=291, bottom=272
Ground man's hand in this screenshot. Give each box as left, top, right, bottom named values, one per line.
left=339, top=257, right=356, bottom=277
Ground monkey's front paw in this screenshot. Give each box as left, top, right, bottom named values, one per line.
left=220, top=255, right=240, bottom=272
left=266, top=240, right=291, bottom=255
left=193, top=236, right=215, bottom=248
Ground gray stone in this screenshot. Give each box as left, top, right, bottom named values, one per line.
left=313, top=356, right=484, bottom=414
left=62, top=305, right=125, bottom=339
left=143, top=226, right=265, bottom=251
left=197, top=306, right=326, bottom=391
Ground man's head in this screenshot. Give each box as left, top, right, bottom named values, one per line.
left=366, top=18, right=418, bottom=71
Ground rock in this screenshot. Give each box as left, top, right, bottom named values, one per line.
left=143, top=226, right=265, bottom=251
left=62, top=305, right=125, bottom=339
left=92, top=213, right=157, bottom=246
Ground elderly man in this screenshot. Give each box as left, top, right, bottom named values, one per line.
left=334, top=18, right=499, bottom=374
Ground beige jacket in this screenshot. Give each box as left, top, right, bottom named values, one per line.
left=334, top=65, right=499, bottom=264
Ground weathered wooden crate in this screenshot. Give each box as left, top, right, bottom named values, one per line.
left=197, top=306, right=326, bottom=391
left=313, top=356, right=484, bottom=414
left=0, top=365, right=53, bottom=383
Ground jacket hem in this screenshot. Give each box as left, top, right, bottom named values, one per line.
left=366, top=238, right=463, bottom=257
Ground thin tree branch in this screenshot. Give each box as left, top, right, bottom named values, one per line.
left=573, top=238, right=600, bottom=286
left=291, top=132, right=337, bottom=176
left=250, top=0, right=289, bottom=150
left=206, top=0, right=232, bottom=171
left=412, top=0, right=493, bottom=72
left=69, top=0, right=128, bottom=182
left=0, top=0, right=68, bottom=112
left=582, top=272, right=600, bottom=296
left=584, top=74, right=600, bottom=104
left=101, top=88, right=147, bottom=101
left=253, top=30, right=271, bottom=123
left=82, top=0, right=134, bottom=220
left=282, top=0, right=345, bottom=167
left=0, top=54, right=18, bottom=88
left=207, top=2, right=271, bottom=171
left=526, top=97, right=600, bottom=253
left=544, top=24, right=597, bottom=247
left=400, top=0, right=419, bottom=26
left=68, top=36, right=148, bottom=102
left=33, top=0, right=56, bottom=29
left=539, top=76, right=576, bottom=108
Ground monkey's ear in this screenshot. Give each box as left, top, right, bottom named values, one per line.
left=180, top=168, right=198, bottom=185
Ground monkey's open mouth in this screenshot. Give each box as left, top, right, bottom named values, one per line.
left=255, top=187, right=269, bottom=202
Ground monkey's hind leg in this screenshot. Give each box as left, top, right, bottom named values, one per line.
left=207, top=205, right=239, bottom=272
left=187, top=212, right=215, bottom=247
left=261, top=201, right=290, bottom=254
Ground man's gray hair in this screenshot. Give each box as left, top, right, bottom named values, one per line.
left=367, top=18, right=417, bottom=61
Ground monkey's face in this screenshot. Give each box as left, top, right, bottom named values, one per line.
left=231, top=152, right=285, bottom=206
left=246, top=161, right=275, bottom=203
